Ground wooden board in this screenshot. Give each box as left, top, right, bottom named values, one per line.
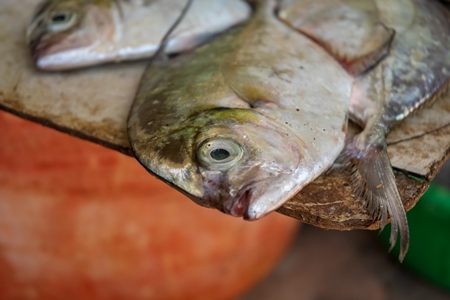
left=1, top=0, right=449, bottom=230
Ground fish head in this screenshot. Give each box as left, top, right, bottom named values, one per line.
left=138, top=108, right=313, bottom=220
left=27, top=0, right=116, bottom=70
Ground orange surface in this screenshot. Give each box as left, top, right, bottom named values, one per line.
left=0, top=111, right=299, bottom=300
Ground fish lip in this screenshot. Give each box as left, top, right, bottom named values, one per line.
left=244, top=204, right=270, bottom=221
left=29, top=32, right=47, bottom=62
left=30, top=37, right=95, bottom=71
left=244, top=169, right=315, bottom=221
left=223, top=187, right=253, bottom=218
left=31, top=40, right=52, bottom=64
left=28, top=31, right=61, bottom=68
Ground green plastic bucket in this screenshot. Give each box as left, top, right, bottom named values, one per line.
left=379, top=183, right=450, bottom=290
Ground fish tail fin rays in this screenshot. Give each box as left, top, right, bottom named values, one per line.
left=333, top=134, right=409, bottom=262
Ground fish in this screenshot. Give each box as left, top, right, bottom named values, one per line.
left=26, top=0, right=251, bottom=70
left=281, top=0, right=450, bottom=261
left=128, top=0, right=352, bottom=219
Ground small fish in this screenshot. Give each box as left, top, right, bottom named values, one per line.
left=283, top=0, right=450, bottom=261
left=26, top=0, right=251, bottom=70
left=128, top=0, right=352, bottom=219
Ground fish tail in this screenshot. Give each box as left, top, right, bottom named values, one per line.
left=335, top=131, right=409, bottom=261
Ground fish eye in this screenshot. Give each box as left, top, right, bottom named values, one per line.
left=47, top=10, right=77, bottom=32
left=210, top=148, right=230, bottom=160
left=197, top=138, right=244, bottom=171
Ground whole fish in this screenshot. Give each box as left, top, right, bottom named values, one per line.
left=128, top=0, right=352, bottom=219
left=26, top=0, right=251, bottom=70
left=281, top=0, right=450, bottom=260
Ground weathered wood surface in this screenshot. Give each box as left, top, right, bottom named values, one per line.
left=1, top=0, right=449, bottom=230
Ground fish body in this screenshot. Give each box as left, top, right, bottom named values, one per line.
left=282, top=0, right=450, bottom=260
left=128, top=0, right=352, bottom=219
left=27, top=0, right=251, bottom=70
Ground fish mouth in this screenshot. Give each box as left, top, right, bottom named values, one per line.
left=28, top=29, right=48, bottom=61
left=28, top=32, right=65, bottom=68
left=31, top=39, right=53, bottom=63
left=224, top=169, right=314, bottom=221
left=30, top=35, right=95, bottom=70
left=223, top=187, right=254, bottom=218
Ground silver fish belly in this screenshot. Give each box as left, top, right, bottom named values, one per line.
left=27, top=0, right=251, bottom=70
left=128, top=0, right=352, bottom=220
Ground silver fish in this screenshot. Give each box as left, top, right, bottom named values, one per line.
left=282, top=0, right=450, bottom=260
left=128, top=0, right=352, bottom=219
left=26, top=0, right=251, bottom=70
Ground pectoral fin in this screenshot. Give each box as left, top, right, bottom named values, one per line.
left=222, top=64, right=280, bottom=108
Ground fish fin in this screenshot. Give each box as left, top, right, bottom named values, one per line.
left=423, top=80, right=450, bottom=109
left=397, top=75, right=450, bottom=119
left=335, top=137, right=409, bottom=261
left=113, top=1, right=125, bottom=20
left=222, top=65, right=280, bottom=107
left=150, top=0, right=194, bottom=64
left=278, top=1, right=395, bottom=76
left=293, top=23, right=394, bottom=76
left=343, top=26, right=395, bottom=76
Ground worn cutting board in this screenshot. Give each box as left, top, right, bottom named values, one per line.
left=1, top=0, right=449, bottom=230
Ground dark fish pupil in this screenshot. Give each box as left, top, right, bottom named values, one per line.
left=52, top=13, right=67, bottom=23
left=210, top=149, right=230, bottom=161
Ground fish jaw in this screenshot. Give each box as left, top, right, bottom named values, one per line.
left=33, top=35, right=98, bottom=70
left=222, top=168, right=313, bottom=220
left=29, top=4, right=116, bottom=70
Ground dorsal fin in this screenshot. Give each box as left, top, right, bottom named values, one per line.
left=149, top=0, right=194, bottom=64
left=278, top=0, right=394, bottom=76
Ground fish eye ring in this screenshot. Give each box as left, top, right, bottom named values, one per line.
left=47, top=10, right=77, bottom=32
left=197, top=138, right=244, bottom=171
